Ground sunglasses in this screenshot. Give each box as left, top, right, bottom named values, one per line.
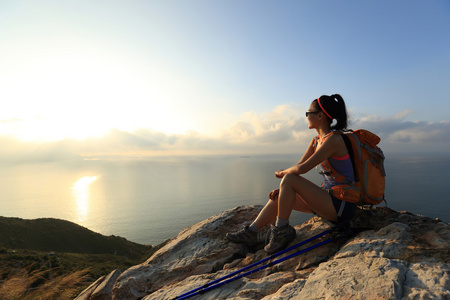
left=305, top=111, right=321, bottom=117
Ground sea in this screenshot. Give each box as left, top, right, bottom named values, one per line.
left=0, top=154, right=448, bottom=246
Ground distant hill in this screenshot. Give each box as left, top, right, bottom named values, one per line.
left=0, top=216, right=153, bottom=259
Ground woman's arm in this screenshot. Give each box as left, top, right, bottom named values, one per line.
left=276, top=134, right=345, bottom=178
left=297, top=137, right=317, bottom=165
left=268, top=138, right=317, bottom=198
left=274, top=137, right=318, bottom=178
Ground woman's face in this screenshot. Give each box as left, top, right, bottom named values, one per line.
left=307, top=103, right=322, bottom=129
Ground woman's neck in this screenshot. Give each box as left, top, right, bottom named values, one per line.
left=316, top=126, right=332, bottom=139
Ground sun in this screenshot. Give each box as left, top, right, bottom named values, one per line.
left=1, top=34, right=217, bottom=142
left=1, top=53, right=157, bottom=141
left=1, top=49, right=205, bottom=141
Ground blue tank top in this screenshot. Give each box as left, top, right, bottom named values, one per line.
left=318, top=155, right=355, bottom=190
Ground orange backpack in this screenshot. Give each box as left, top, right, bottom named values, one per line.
left=319, top=129, right=386, bottom=205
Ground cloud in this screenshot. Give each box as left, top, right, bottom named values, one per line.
left=0, top=137, right=81, bottom=165
left=0, top=118, right=21, bottom=123
left=220, top=105, right=307, bottom=145
left=1, top=107, right=449, bottom=164
left=351, top=111, right=450, bottom=153
left=392, top=110, right=414, bottom=120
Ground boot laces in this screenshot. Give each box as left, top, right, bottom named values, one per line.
left=265, top=225, right=281, bottom=245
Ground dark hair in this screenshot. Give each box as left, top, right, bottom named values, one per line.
left=313, top=94, right=349, bottom=131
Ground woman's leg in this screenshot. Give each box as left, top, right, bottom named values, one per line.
left=252, top=199, right=278, bottom=229
left=278, top=173, right=337, bottom=222
left=264, top=173, right=338, bottom=254
left=228, top=174, right=337, bottom=250
left=226, top=197, right=278, bottom=246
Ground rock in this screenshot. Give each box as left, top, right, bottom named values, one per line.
left=112, top=205, right=261, bottom=299
left=75, top=275, right=105, bottom=300
left=75, top=269, right=121, bottom=300
left=77, top=205, right=450, bottom=300
left=91, top=269, right=122, bottom=300
left=293, top=254, right=408, bottom=299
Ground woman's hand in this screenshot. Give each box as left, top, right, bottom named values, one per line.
left=275, top=169, right=286, bottom=178
left=268, top=189, right=279, bottom=201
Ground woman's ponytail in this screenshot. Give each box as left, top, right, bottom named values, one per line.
left=316, top=94, right=349, bottom=131
left=330, top=94, right=348, bottom=131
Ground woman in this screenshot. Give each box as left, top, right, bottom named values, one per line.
left=227, top=94, right=355, bottom=254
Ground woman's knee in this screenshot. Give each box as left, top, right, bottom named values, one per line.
left=280, top=173, right=301, bottom=188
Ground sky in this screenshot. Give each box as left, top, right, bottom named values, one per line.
left=1, top=0, right=449, bottom=163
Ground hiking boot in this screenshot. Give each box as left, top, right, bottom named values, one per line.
left=264, top=224, right=296, bottom=254
left=226, top=225, right=258, bottom=247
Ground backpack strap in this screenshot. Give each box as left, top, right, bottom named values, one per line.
left=320, top=159, right=354, bottom=185
left=312, top=131, right=335, bottom=149
left=312, top=135, right=320, bottom=149
left=318, top=131, right=355, bottom=185
left=341, top=133, right=359, bottom=182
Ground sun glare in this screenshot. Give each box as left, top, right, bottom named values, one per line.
left=0, top=51, right=196, bottom=141
left=72, top=176, right=98, bottom=221
left=0, top=30, right=222, bottom=142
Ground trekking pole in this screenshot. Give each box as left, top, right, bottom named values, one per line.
left=174, top=230, right=352, bottom=300
left=173, top=226, right=348, bottom=300
left=173, top=228, right=331, bottom=300
left=177, top=237, right=335, bottom=300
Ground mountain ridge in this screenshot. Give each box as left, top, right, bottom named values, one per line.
left=0, top=216, right=153, bottom=259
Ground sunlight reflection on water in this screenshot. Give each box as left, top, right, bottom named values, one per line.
left=72, top=176, right=98, bottom=222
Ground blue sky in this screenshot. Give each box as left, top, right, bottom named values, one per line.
left=0, top=0, right=449, bottom=161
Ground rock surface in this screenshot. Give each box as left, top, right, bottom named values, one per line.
left=78, top=205, right=450, bottom=299
left=75, top=269, right=122, bottom=300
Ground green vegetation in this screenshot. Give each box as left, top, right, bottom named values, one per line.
left=0, top=216, right=154, bottom=258
left=0, top=216, right=167, bottom=299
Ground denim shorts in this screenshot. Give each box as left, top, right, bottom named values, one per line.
left=330, top=195, right=355, bottom=224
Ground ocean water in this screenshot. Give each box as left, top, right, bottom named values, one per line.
left=0, top=154, right=448, bottom=246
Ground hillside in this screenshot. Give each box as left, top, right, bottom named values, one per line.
left=0, top=216, right=162, bottom=299
left=0, top=216, right=152, bottom=259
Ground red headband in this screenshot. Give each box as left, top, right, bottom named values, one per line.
left=317, top=98, right=333, bottom=120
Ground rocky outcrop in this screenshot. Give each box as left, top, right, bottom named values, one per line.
left=78, top=205, right=450, bottom=299
left=75, top=269, right=121, bottom=300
